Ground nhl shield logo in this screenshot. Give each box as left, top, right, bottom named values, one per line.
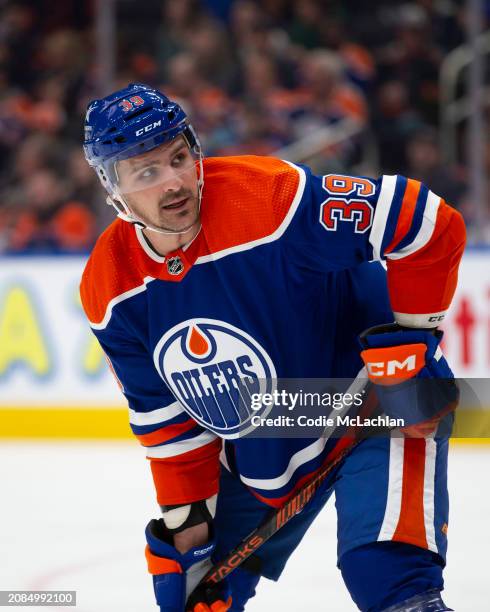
left=167, top=256, right=184, bottom=276
left=153, top=319, right=276, bottom=438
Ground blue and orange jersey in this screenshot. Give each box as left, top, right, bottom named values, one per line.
left=80, top=156, right=465, bottom=507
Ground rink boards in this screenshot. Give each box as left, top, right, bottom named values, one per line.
left=0, top=251, right=488, bottom=440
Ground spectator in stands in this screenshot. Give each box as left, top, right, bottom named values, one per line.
left=0, top=0, right=486, bottom=252
left=405, top=128, right=467, bottom=211
left=156, top=0, right=215, bottom=81
left=287, top=0, right=326, bottom=50
left=66, top=149, right=100, bottom=215
left=7, top=168, right=95, bottom=253
left=1, top=2, right=38, bottom=91
left=186, top=20, right=235, bottom=90
left=376, top=4, right=442, bottom=124
left=229, top=0, right=267, bottom=54
left=235, top=52, right=302, bottom=150
left=163, top=52, right=235, bottom=155
left=292, top=49, right=367, bottom=139
left=373, top=80, right=423, bottom=174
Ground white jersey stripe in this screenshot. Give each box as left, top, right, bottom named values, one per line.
left=89, top=276, right=155, bottom=330
left=239, top=436, right=329, bottom=490
left=387, top=191, right=440, bottom=260
left=423, top=438, right=438, bottom=553
left=129, top=401, right=185, bottom=427
left=195, top=161, right=307, bottom=265
left=369, top=174, right=397, bottom=261
left=219, top=444, right=231, bottom=472
left=238, top=371, right=367, bottom=490
left=145, top=431, right=217, bottom=459
left=135, top=226, right=166, bottom=262
left=377, top=436, right=405, bottom=542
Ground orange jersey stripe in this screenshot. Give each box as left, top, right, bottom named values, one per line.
left=150, top=438, right=221, bottom=505
left=388, top=201, right=466, bottom=315
left=135, top=419, right=197, bottom=447
left=385, top=179, right=421, bottom=255
left=392, top=438, right=428, bottom=549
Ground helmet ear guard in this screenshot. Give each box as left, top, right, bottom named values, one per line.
left=105, top=194, right=146, bottom=228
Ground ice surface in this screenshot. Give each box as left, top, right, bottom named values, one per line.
left=0, top=441, right=488, bottom=610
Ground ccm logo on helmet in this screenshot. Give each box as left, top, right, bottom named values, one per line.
left=135, top=120, right=162, bottom=137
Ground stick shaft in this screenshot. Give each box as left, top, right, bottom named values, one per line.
left=202, top=439, right=357, bottom=585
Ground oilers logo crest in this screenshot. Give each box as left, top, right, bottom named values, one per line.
left=153, top=319, right=276, bottom=438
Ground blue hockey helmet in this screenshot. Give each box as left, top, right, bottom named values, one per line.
left=83, top=83, right=201, bottom=196
left=83, top=83, right=203, bottom=233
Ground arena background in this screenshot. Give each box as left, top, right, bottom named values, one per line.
left=0, top=1, right=489, bottom=610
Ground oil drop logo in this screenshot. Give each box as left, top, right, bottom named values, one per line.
left=153, top=319, right=276, bottom=438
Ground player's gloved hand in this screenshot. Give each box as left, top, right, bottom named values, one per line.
left=359, top=323, right=459, bottom=437
left=145, top=518, right=232, bottom=612
left=186, top=582, right=232, bottom=612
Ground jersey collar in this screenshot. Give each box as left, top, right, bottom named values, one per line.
left=133, top=224, right=205, bottom=282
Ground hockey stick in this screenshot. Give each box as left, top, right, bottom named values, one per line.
left=200, top=436, right=359, bottom=587
left=200, top=372, right=373, bottom=587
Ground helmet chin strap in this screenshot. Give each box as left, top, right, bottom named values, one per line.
left=107, top=153, right=204, bottom=236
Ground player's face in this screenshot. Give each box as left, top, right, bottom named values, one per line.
left=116, top=136, right=200, bottom=233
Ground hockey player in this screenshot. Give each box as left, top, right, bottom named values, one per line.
left=81, top=84, right=465, bottom=611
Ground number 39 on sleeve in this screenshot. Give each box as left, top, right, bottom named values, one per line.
left=320, top=174, right=375, bottom=234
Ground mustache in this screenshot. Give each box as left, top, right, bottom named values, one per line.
left=159, top=189, right=193, bottom=207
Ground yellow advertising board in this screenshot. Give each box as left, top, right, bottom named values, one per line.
left=0, top=252, right=488, bottom=439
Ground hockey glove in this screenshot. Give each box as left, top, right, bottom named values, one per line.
left=359, top=324, right=459, bottom=437
left=145, top=518, right=232, bottom=612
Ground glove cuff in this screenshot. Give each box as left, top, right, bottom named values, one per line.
left=145, top=518, right=216, bottom=572
left=145, top=545, right=183, bottom=576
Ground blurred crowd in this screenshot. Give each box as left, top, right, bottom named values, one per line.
left=0, top=0, right=489, bottom=253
